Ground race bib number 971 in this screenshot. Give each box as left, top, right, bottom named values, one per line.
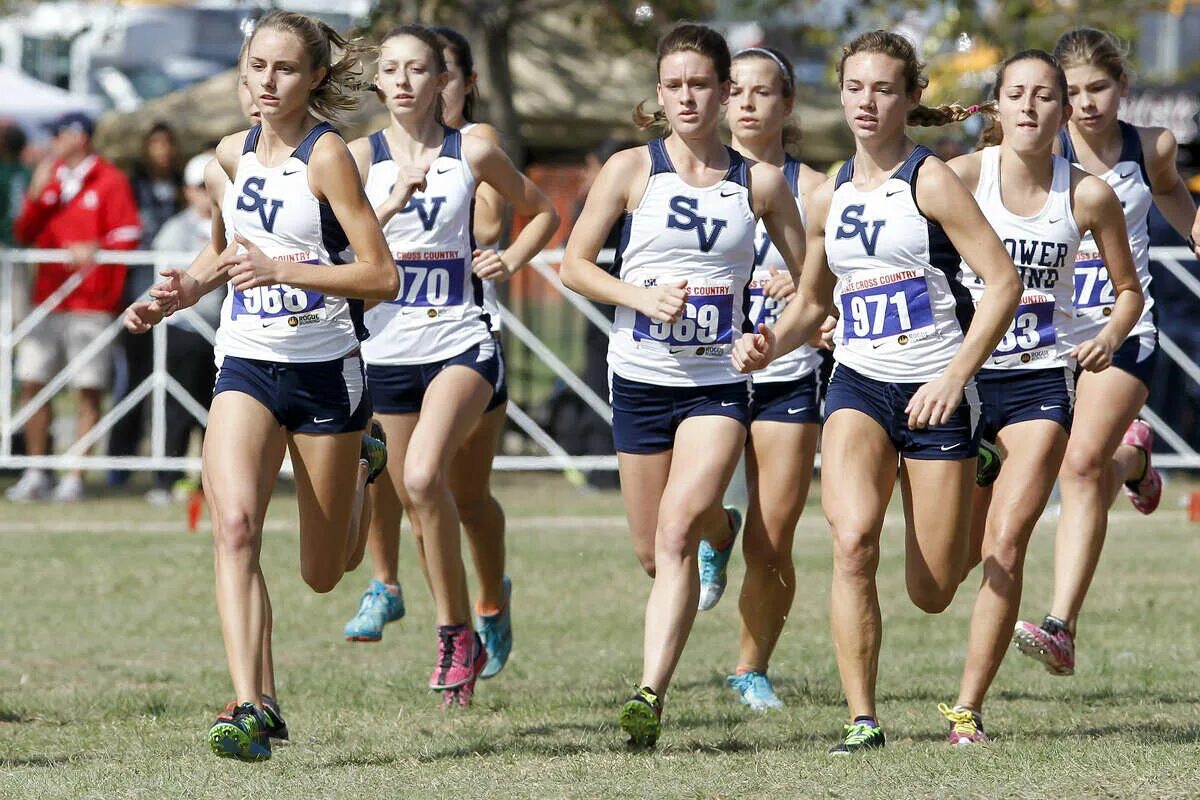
left=633, top=294, right=735, bottom=348
left=840, top=275, right=933, bottom=342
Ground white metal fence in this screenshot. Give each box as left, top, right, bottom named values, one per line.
left=2, top=246, right=1200, bottom=476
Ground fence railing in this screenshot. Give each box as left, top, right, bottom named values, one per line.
left=2, top=246, right=1200, bottom=477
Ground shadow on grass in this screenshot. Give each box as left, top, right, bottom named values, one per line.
left=0, top=755, right=80, bottom=767
left=0, top=710, right=33, bottom=723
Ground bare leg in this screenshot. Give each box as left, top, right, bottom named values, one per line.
left=450, top=402, right=508, bottom=613
left=366, top=414, right=421, bottom=587
left=19, top=382, right=50, bottom=456
left=71, top=387, right=103, bottom=480
left=900, top=457, right=976, bottom=614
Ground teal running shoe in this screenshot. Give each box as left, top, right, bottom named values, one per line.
left=726, top=671, right=784, bottom=711
left=477, top=575, right=513, bottom=679
left=620, top=686, right=663, bottom=748
left=828, top=720, right=886, bottom=754
left=344, top=579, right=405, bottom=642
left=360, top=421, right=388, bottom=484
left=976, top=439, right=1002, bottom=488
left=260, top=694, right=288, bottom=741
left=208, top=702, right=271, bottom=762
left=698, top=506, right=742, bottom=611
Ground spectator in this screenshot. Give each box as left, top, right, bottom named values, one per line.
left=6, top=112, right=140, bottom=503
left=130, top=122, right=183, bottom=245
left=0, top=123, right=30, bottom=246
left=144, top=151, right=224, bottom=505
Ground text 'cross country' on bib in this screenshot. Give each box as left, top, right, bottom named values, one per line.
left=633, top=278, right=736, bottom=357
left=388, top=249, right=469, bottom=320
left=839, top=268, right=934, bottom=344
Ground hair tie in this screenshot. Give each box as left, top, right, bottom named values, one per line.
left=967, top=104, right=981, bottom=115
left=733, top=47, right=794, bottom=92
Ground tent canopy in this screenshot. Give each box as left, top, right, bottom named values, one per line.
left=0, top=66, right=105, bottom=137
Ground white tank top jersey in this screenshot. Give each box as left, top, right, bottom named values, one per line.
left=1058, top=122, right=1155, bottom=345
left=361, top=127, right=492, bottom=365
left=459, top=121, right=503, bottom=334
left=216, top=122, right=365, bottom=364
left=962, top=147, right=1081, bottom=370
left=825, top=145, right=974, bottom=383
left=608, top=138, right=757, bottom=387
left=749, top=155, right=822, bottom=383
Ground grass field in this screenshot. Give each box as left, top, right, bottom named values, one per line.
left=1, top=472, right=1198, bottom=798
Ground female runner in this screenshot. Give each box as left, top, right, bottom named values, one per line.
left=938, top=49, right=1141, bottom=744
left=1013, top=28, right=1200, bottom=675
left=561, top=22, right=807, bottom=747
left=732, top=30, right=1022, bottom=753
left=124, top=11, right=396, bottom=761
left=347, top=24, right=557, bottom=707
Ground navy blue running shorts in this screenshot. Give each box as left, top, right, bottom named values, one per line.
left=610, top=373, right=751, bottom=454
left=213, top=352, right=371, bottom=434
left=976, top=367, right=1074, bottom=442
left=367, top=339, right=503, bottom=415
left=750, top=373, right=821, bottom=424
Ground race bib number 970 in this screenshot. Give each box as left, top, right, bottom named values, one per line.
left=390, top=257, right=466, bottom=308
left=840, top=276, right=932, bottom=342
left=633, top=294, right=735, bottom=348
left=1073, top=257, right=1115, bottom=310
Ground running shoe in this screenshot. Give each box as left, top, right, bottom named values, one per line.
left=698, top=506, right=743, bottom=611
left=51, top=473, right=84, bottom=503
left=938, top=703, right=987, bottom=746
left=620, top=686, right=663, bottom=748
left=360, top=422, right=388, bottom=485
left=260, top=694, right=288, bottom=741
left=5, top=469, right=51, bottom=502
left=343, top=579, right=406, bottom=642
left=726, top=671, right=784, bottom=711
left=1121, top=419, right=1162, bottom=515
left=1012, top=615, right=1075, bottom=675
left=477, top=575, right=513, bottom=679
left=429, top=625, right=488, bottom=691
left=976, top=439, right=1002, bottom=488
left=208, top=702, right=271, bottom=762
left=828, top=720, right=885, bottom=754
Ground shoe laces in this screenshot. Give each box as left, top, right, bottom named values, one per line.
left=698, top=541, right=722, bottom=584
left=729, top=671, right=769, bottom=696
left=842, top=722, right=878, bottom=746
left=938, top=703, right=979, bottom=737
left=436, top=627, right=458, bottom=670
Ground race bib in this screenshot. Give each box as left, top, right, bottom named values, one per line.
left=231, top=284, right=325, bottom=320
left=1073, top=254, right=1115, bottom=310
left=633, top=287, right=735, bottom=353
left=840, top=274, right=933, bottom=342
left=390, top=256, right=467, bottom=318
left=748, top=281, right=786, bottom=328
left=994, top=296, right=1055, bottom=356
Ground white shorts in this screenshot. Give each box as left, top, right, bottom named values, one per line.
left=15, top=311, right=115, bottom=389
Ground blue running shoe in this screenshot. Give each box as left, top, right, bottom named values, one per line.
left=344, top=579, right=405, bottom=642
left=698, top=506, right=742, bottom=611
left=726, top=671, right=784, bottom=711
left=477, top=575, right=513, bottom=679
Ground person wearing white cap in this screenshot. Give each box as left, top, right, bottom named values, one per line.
left=143, top=151, right=226, bottom=504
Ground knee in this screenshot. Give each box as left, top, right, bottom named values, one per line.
left=402, top=460, right=444, bottom=506
left=831, top=528, right=879, bottom=580
left=906, top=577, right=955, bottom=614
left=655, top=515, right=695, bottom=566
left=636, top=551, right=656, bottom=578
left=301, top=561, right=343, bottom=594
left=214, top=511, right=259, bottom=556
left=456, top=493, right=497, bottom=530
left=1060, top=446, right=1106, bottom=484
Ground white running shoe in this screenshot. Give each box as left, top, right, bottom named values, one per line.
left=52, top=474, right=85, bottom=503
left=5, top=469, right=52, bottom=502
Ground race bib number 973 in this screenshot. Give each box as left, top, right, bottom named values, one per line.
left=840, top=276, right=933, bottom=342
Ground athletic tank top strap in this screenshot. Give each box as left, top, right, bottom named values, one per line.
left=1118, top=120, right=1151, bottom=185
left=834, top=157, right=855, bottom=188
left=892, top=145, right=934, bottom=187
left=292, top=122, right=338, bottom=164
left=782, top=155, right=801, bottom=195
left=724, top=147, right=749, bottom=188
left=647, top=138, right=673, bottom=176
left=368, top=130, right=391, bottom=164
left=242, top=125, right=262, bottom=155
left=1057, top=128, right=1078, bottom=164
left=439, top=127, right=463, bottom=160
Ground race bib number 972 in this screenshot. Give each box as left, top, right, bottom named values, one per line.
left=1073, top=258, right=1115, bottom=310
left=840, top=276, right=933, bottom=342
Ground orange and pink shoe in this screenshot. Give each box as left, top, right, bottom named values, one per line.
left=1013, top=615, right=1075, bottom=675
left=430, top=624, right=488, bottom=708
left=1121, top=419, right=1162, bottom=515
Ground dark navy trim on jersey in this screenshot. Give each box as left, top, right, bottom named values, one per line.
left=905, top=148, right=975, bottom=336
left=293, top=121, right=338, bottom=164
left=609, top=212, right=633, bottom=277
left=725, top=148, right=749, bottom=187
left=834, top=157, right=855, bottom=189
left=783, top=155, right=801, bottom=195
left=1057, top=128, right=1077, bottom=163
left=369, top=130, right=391, bottom=164
left=243, top=124, right=262, bottom=154
left=1059, top=121, right=1150, bottom=186
left=648, top=138, right=673, bottom=176
left=440, top=127, right=463, bottom=159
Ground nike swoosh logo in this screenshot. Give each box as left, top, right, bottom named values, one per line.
left=261, top=321, right=275, bottom=328
left=941, top=443, right=963, bottom=451
left=787, top=407, right=810, bottom=414
left=282, top=169, right=300, bottom=176
left=1118, top=170, right=1134, bottom=180
left=871, top=341, right=886, bottom=349
left=1040, top=404, right=1061, bottom=411
left=436, top=166, right=453, bottom=174
left=1049, top=217, right=1063, bottom=224
left=313, top=417, right=334, bottom=424
left=720, top=191, right=739, bottom=198
left=886, top=189, right=904, bottom=197
left=720, top=401, right=738, bottom=407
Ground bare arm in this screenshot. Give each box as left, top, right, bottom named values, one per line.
left=1142, top=126, right=1199, bottom=252
left=945, top=150, right=984, bottom=195
left=464, top=122, right=506, bottom=245
left=750, top=161, right=806, bottom=284
left=1072, top=172, right=1144, bottom=371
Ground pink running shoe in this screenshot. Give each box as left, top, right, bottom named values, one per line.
left=1012, top=617, right=1075, bottom=676
left=429, top=625, right=489, bottom=692
left=938, top=704, right=988, bottom=746
left=1121, top=419, right=1162, bottom=515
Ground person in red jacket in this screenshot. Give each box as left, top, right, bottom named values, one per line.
left=7, top=112, right=141, bottom=503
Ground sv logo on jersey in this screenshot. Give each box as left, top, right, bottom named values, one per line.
left=753, top=230, right=772, bottom=267
left=236, top=177, right=284, bottom=233
left=400, top=196, right=447, bottom=231
left=666, top=196, right=728, bottom=253
left=835, top=204, right=887, bottom=256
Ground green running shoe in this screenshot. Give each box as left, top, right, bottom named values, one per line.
left=208, top=702, right=271, bottom=762
left=361, top=421, right=388, bottom=484
left=976, top=439, right=1002, bottom=488
left=828, top=720, right=885, bottom=755
left=620, top=686, right=663, bottom=748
